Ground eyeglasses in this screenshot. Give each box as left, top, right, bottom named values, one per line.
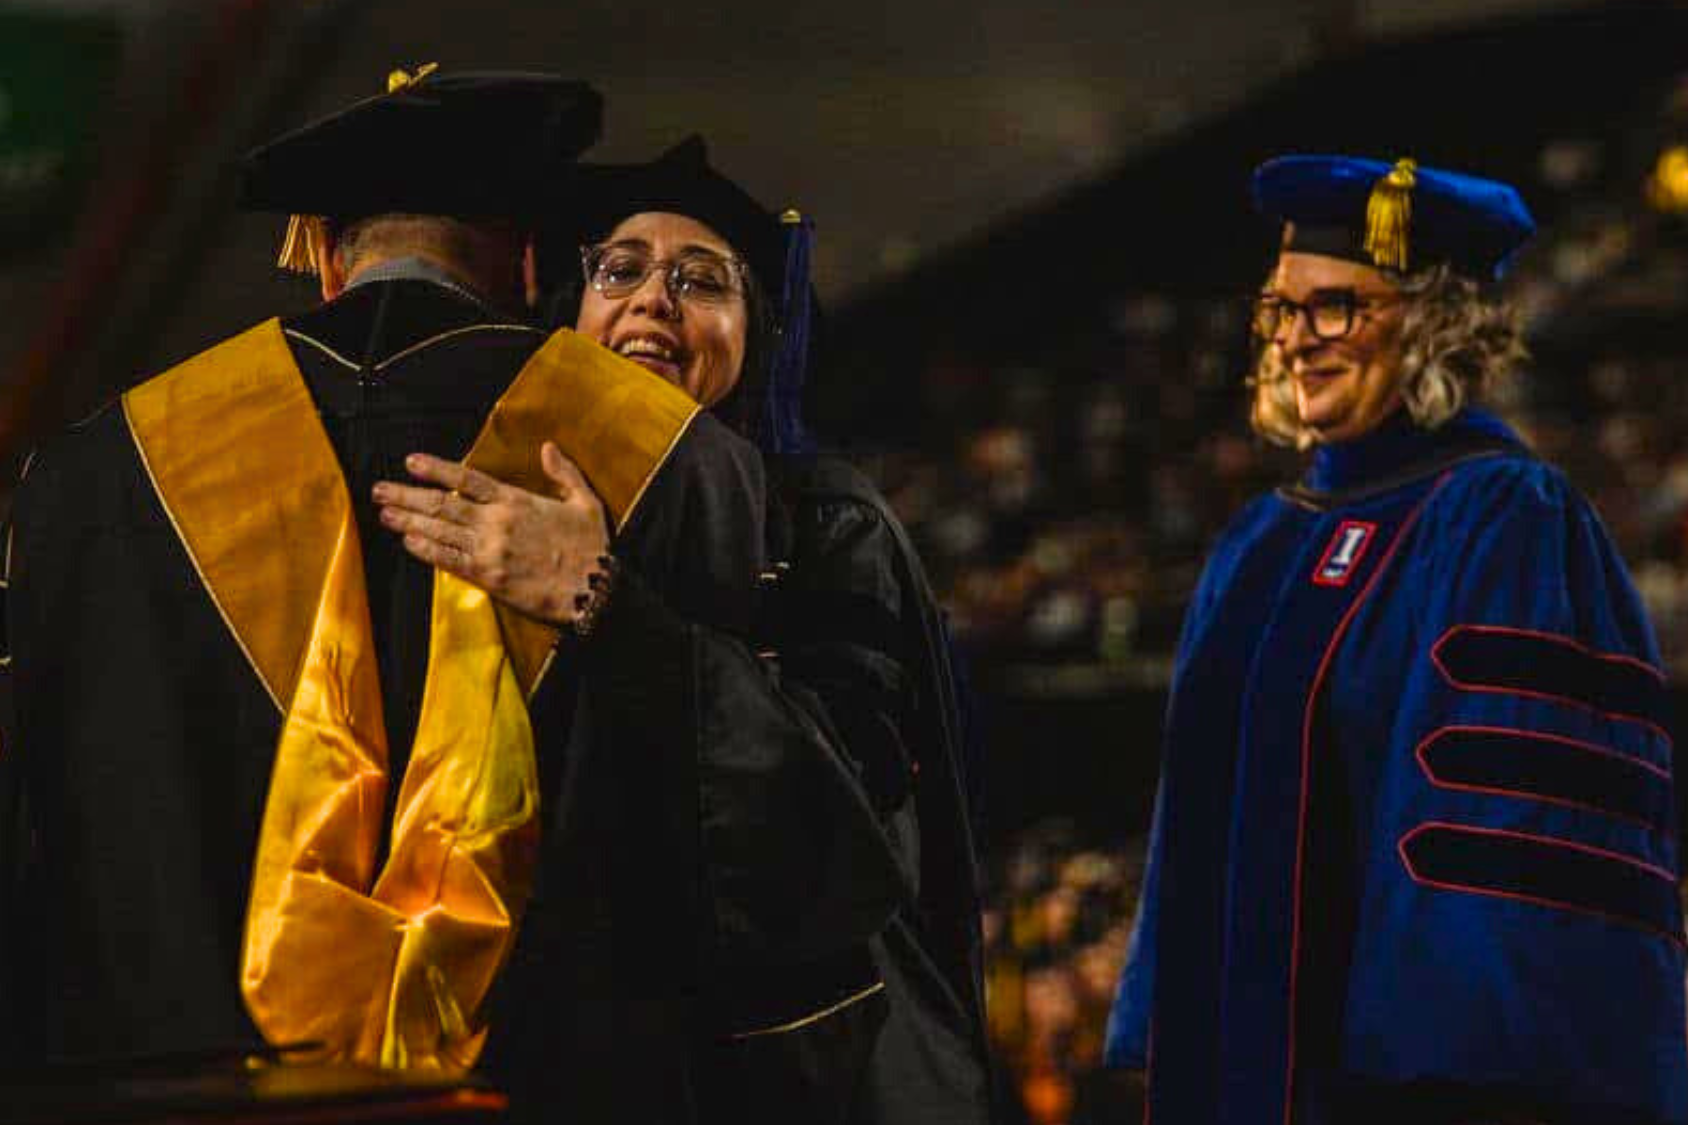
left=581, top=243, right=746, bottom=306
left=1250, top=288, right=1396, bottom=342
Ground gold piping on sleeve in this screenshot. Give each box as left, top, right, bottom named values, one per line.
left=525, top=646, right=558, bottom=704
left=727, top=982, right=887, bottom=1040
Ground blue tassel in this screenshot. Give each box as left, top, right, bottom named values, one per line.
left=765, top=210, right=816, bottom=455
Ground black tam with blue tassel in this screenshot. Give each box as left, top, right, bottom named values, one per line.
left=563, top=136, right=818, bottom=454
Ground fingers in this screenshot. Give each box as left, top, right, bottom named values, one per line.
left=378, top=506, right=476, bottom=553
left=398, top=531, right=472, bottom=577
left=372, top=480, right=471, bottom=523
left=403, top=453, right=501, bottom=503
left=540, top=441, right=591, bottom=496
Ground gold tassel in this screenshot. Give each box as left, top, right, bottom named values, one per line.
left=388, top=62, right=439, bottom=93
left=1647, top=145, right=1688, bottom=214
left=779, top=208, right=803, bottom=224
left=1363, top=157, right=1417, bottom=272
left=276, top=214, right=327, bottom=275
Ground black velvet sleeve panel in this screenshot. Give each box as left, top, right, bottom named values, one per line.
left=580, top=430, right=914, bottom=974
left=773, top=496, right=916, bottom=817
left=687, top=492, right=915, bottom=967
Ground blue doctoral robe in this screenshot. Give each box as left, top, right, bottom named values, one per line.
left=1106, top=409, right=1688, bottom=1125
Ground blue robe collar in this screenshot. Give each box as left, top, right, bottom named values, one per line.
left=1305, top=407, right=1519, bottom=494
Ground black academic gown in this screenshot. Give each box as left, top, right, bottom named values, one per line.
left=0, top=279, right=988, bottom=1123
left=484, top=452, right=993, bottom=1124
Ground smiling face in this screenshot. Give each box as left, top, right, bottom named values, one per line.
left=574, top=211, right=749, bottom=407
left=1263, top=251, right=1408, bottom=444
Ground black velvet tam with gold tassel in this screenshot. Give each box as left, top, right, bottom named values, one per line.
left=1252, top=154, right=1536, bottom=281
left=239, top=68, right=602, bottom=275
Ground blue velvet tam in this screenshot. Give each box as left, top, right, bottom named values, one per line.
left=1252, top=155, right=1536, bottom=281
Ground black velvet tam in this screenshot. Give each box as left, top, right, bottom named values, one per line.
left=563, top=135, right=790, bottom=295
left=239, top=70, right=602, bottom=222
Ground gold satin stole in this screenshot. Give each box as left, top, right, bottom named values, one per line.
left=123, top=320, right=698, bottom=1070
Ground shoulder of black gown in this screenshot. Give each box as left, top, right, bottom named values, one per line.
left=13, top=397, right=155, bottom=532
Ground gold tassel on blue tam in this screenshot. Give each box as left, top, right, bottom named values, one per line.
left=1363, top=158, right=1417, bottom=272
left=1251, top=154, right=1536, bottom=282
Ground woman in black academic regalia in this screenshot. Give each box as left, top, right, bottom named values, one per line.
left=375, top=137, right=994, bottom=1125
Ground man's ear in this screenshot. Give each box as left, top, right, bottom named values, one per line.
left=319, top=231, right=347, bottom=302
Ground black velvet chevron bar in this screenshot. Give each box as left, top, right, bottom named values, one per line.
left=1417, top=727, right=1672, bottom=830
left=1433, top=626, right=1671, bottom=733
left=1400, top=823, right=1681, bottom=940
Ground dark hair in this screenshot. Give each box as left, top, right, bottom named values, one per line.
left=704, top=267, right=775, bottom=440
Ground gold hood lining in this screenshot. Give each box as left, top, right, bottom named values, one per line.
left=124, top=323, right=700, bottom=1068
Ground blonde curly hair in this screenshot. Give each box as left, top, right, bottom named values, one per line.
left=1249, top=264, right=1528, bottom=449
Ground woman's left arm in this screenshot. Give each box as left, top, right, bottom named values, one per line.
left=376, top=424, right=924, bottom=971
left=581, top=485, right=921, bottom=971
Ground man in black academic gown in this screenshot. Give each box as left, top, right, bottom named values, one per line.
left=0, top=67, right=773, bottom=1091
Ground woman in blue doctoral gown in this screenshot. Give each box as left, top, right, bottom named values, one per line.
left=1106, top=156, right=1688, bottom=1125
